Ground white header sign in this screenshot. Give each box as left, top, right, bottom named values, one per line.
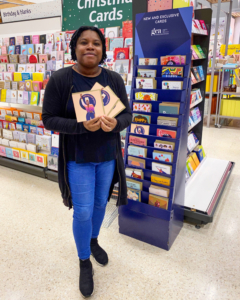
left=1, top=0, right=62, bottom=23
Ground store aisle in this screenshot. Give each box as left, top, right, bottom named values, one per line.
left=0, top=126, right=240, bottom=300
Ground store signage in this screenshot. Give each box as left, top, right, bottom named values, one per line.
left=62, top=0, right=132, bottom=31
left=1, top=0, right=62, bottom=23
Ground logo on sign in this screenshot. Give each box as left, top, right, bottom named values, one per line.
left=151, top=28, right=161, bottom=36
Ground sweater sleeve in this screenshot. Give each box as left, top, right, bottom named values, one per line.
left=42, top=75, right=88, bottom=135
left=112, top=74, right=132, bottom=133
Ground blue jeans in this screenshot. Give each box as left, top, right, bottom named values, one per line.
left=67, top=160, right=116, bottom=260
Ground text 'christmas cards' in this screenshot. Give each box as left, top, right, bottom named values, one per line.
left=72, top=90, right=104, bottom=122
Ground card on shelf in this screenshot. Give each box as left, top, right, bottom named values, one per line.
left=72, top=90, right=104, bottom=122
left=127, top=188, right=141, bottom=202
left=133, top=103, right=152, bottom=113
left=126, top=178, right=143, bottom=191
left=149, top=194, right=168, bottom=210
left=114, top=48, right=129, bottom=60
left=136, top=77, right=156, bottom=89
left=109, top=37, right=124, bottom=50
left=115, top=59, right=129, bottom=73
left=137, top=69, right=157, bottom=78
left=130, top=124, right=150, bottom=135
left=129, top=135, right=147, bottom=146
left=157, top=116, right=178, bottom=127
left=139, top=58, right=158, bottom=65
left=149, top=185, right=169, bottom=198
left=128, top=145, right=147, bottom=158
left=162, top=81, right=183, bottom=90
left=152, top=150, right=173, bottom=163
left=128, top=156, right=146, bottom=169
left=162, top=67, right=183, bottom=77
left=152, top=162, right=172, bottom=175
left=132, top=113, right=151, bottom=124
left=159, top=102, right=180, bottom=115
left=125, top=168, right=143, bottom=180
left=156, top=129, right=176, bottom=139
left=151, top=173, right=171, bottom=186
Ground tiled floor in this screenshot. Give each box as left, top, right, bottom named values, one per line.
left=0, top=126, right=240, bottom=300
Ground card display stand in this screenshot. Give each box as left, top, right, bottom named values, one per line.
left=119, top=7, right=193, bottom=250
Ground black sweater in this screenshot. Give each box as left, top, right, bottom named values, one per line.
left=42, top=66, right=132, bottom=209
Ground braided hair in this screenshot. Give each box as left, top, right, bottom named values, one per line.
left=70, top=26, right=107, bottom=64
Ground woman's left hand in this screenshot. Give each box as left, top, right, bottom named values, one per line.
left=101, top=116, right=117, bottom=132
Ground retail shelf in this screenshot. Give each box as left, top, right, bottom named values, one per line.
left=185, top=156, right=233, bottom=216
left=217, top=115, right=240, bottom=120
left=205, top=92, right=219, bottom=95
left=190, top=98, right=203, bottom=109
left=45, top=169, right=58, bottom=182
left=221, top=92, right=240, bottom=96
left=188, top=118, right=202, bottom=132
left=0, top=155, right=46, bottom=178
left=191, top=79, right=205, bottom=86
left=0, top=102, right=42, bottom=111
left=188, top=141, right=200, bottom=154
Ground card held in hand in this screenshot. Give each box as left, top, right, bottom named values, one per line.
left=72, top=90, right=104, bottom=122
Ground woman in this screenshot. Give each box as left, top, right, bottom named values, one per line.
left=42, top=26, right=132, bottom=298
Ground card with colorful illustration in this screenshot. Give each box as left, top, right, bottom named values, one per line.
left=135, top=92, right=158, bottom=101
left=133, top=103, right=152, bottom=113
left=149, top=194, right=168, bottom=210
left=125, top=168, right=143, bottom=179
left=133, top=113, right=151, bottom=124
left=139, top=58, right=158, bottom=65
left=128, top=145, right=147, bottom=158
left=129, top=135, right=147, bottom=147
left=137, top=69, right=156, bottom=78
left=136, top=77, right=156, bottom=89
left=127, top=188, right=141, bottom=202
left=126, top=178, right=143, bottom=191
left=162, top=81, right=183, bottom=90
left=156, top=129, right=176, bottom=139
left=128, top=156, right=146, bottom=169
left=161, top=55, right=181, bottom=65
left=72, top=90, right=104, bottom=122
left=162, top=67, right=183, bottom=77
left=152, top=150, right=173, bottom=163
left=91, top=83, right=119, bottom=116
left=151, top=173, right=171, bottom=186
left=130, top=124, right=150, bottom=135
left=149, top=185, right=169, bottom=198
left=152, top=162, right=172, bottom=175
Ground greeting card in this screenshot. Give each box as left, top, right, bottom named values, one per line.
left=114, top=48, right=129, bottom=60
left=134, top=93, right=156, bottom=101
left=133, top=102, right=152, bottom=113
left=72, top=90, right=104, bottom=122
left=39, top=54, right=48, bottom=63
left=127, top=188, right=141, bottom=202
left=133, top=114, right=151, bottom=124
left=149, top=194, right=168, bottom=210
left=152, top=162, right=172, bottom=175
left=15, top=45, right=21, bottom=55
left=45, top=44, right=53, bottom=54
left=19, top=55, right=28, bottom=64
left=8, top=46, right=15, bottom=55
left=139, top=58, right=158, bottom=65
left=136, top=78, right=156, bottom=89
left=16, top=36, right=24, bottom=45
left=35, top=44, right=44, bottom=54
left=156, top=129, right=176, bottom=139
left=21, top=45, right=27, bottom=55
left=130, top=124, right=150, bottom=135
left=152, top=150, right=173, bottom=163
left=32, top=35, right=40, bottom=44
left=24, top=36, right=31, bottom=44
left=27, top=44, right=34, bottom=55
left=128, top=145, right=147, bottom=158
left=115, top=59, right=129, bottom=73
left=110, top=38, right=124, bottom=51
left=137, top=69, right=156, bottom=78
left=162, top=67, right=183, bottom=77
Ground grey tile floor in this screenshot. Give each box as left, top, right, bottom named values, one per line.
left=0, top=126, right=239, bottom=300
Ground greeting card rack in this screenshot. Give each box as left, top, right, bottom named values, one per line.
left=119, top=7, right=193, bottom=250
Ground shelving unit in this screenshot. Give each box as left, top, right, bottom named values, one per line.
left=190, top=8, right=212, bottom=145
left=119, top=6, right=193, bottom=250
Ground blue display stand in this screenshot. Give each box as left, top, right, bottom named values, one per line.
left=119, top=7, right=193, bottom=250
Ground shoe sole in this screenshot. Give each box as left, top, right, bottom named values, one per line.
left=91, top=254, right=108, bottom=267
left=80, top=269, right=94, bottom=299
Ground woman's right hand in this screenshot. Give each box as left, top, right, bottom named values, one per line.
left=83, top=117, right=101, bottom=132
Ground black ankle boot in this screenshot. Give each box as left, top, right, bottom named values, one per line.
left=91, top=238, right=108, bottom=266
left=79, top=258, right=94, bottom=298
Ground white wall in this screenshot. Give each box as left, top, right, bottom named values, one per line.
left=233, top=17, right=240, bottom=44
left=0, top=17, right=62, bottom=38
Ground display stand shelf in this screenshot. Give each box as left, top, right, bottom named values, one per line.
left=188, top=118, right=202, bottom=131
left=0, top=102, right=42, bottom=112
left=119, top=6, right=193, bottom=250
left=184, top=157, right=234, bottom=227
left=190, top=98, right=203, bottom=109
